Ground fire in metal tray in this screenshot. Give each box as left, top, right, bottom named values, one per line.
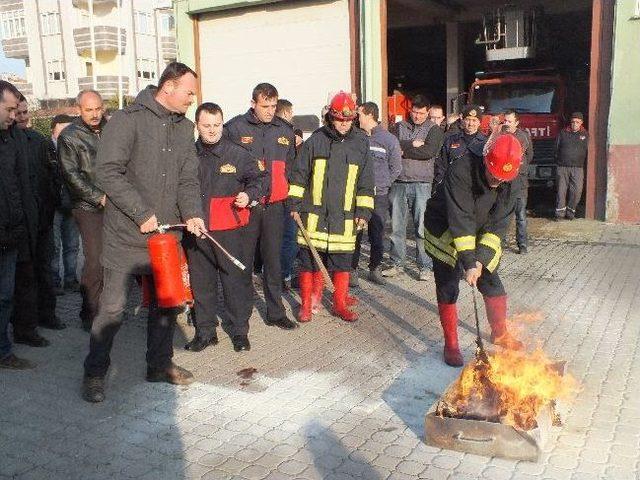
left=436, top=347, right=578, bottom=431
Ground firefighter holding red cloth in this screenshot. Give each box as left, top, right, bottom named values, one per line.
left=225, top=83, right=298, bottom=331
left=288, top=92, right=374, bottom=322
left=424, top=118, right=525, bottom=367
left=184, top=103, right=264, bottom=353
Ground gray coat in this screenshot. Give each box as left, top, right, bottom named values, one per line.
left=96, top=86, right=202, bottom=274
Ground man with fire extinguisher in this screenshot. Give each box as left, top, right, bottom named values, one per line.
left=287, top=91, right=374, bottom=322
left=184, top=103, right=264, bottom=353
left=224, top=83, right=298, bottom=330
left=81, top=62, right=206, bottom=403
left=424, top=118, right=524, bottom=367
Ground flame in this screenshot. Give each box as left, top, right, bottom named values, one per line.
left=438, top=347, right=578, bottom=431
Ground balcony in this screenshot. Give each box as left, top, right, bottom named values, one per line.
left=72, top=0, right=117, bottom=8
left=161, top=36, right=176, bottom=62
left=74, top=26, right=126, bottom=55
left=1, top=36, right=28, bottom=59
left=78, top=75, right=129, bottom=98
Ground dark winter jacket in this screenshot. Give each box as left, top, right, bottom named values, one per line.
left=391, top=118, right=444, bottom=183
left=425, top=152, right=516, bottom=273
left=10, top=125, right=38, bottom=260
left=21, top=129, right=60, bottom=227
left=511, top=128, right=534, bottom=180
left=58, top=116, right=107, bottom=212
left=368, top=124, right=402, bottom=195
left=556, top=128, right=589, bottom=168
left=96, top=86, right=203, bottom=274
left=224, top=110, right=296, bottom=203
left=196, top=137, right=264, bottom=231
left=435, top=130, right=488, bottom=185
left=287, top=125, right=374, bottom=254
left=0, top=128, right=26, bottom=250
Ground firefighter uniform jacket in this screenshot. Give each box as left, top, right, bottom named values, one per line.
left=196, top=137, right=264, bottom=232
left=224, top=109, right=296, bottom=204
left=434, top=130, right=488, bottom=185
left=287, top=125, right=375, bottom=253
left=425, top=153, right=516, bottom=273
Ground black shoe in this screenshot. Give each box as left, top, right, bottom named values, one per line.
left=368, top=268, right=386, bottom=285
left=82, top=375, right=105, bottom=403
left=39, top=316, right=67, bottom=330
left=14, top=332, right=50, bottom=348
left=184, top=334, right=218, bottom=352
left=517, top=246, right=528, bottom=255
left=566, top=212, right=576, bottom=220
left=232, top=335, right=251, bottom=352
left=64, top=280, right=80, bottom=292
left=146, top=363, right=194, bottom=385
left=0, top=353, right=35, bottom=370
left=264, top=316, right=298, bottom=330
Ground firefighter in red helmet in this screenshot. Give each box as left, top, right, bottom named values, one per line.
left=287, top=91, right=374, bottom=322
left=424, top=118, right=525, bottom=367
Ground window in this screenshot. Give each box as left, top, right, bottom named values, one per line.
left=85, top=62, right=93, bottom=77
left=137, top=58, right=156, bottom=80
left=0, top=10, right=26, bottom=39
left=134, top=11, right=153, bottom=35
left=160, top=13, right=174, bottom=35
left=41, top=12, right=60, bottom=36
left=472, top=82, right=560, bottom=114
left=47, top=60, right=66, bottom=81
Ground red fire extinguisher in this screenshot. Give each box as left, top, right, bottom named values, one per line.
left=147, top=233, right=193, bottom=308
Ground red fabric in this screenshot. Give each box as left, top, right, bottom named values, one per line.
left=484, top=134, right=522, bottom=181
left=438, top=303, right=459, bottom=349
left=311, top=271, right=324, bottom=314
left=298, top=271, right=313, bottom=322
left=483, top=294, right=507, bottom=338
left=332, top=271, right=357, bottom=321
left=209, top=196, right=250, bottom=231
left=269, top=160, right=289, bottom=203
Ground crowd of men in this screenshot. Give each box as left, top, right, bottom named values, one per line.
left=0, top=62, right=588, bottom=404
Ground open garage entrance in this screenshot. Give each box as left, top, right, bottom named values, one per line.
left=383, top=0, right=609, bottom=218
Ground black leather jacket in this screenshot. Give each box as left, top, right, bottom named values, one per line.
left=58, top=116, right=107, bottom=211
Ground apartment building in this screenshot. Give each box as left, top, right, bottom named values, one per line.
left=0, top=0, right=176, bottom=101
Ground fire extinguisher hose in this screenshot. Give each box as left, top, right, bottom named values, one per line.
left=157, top=224, right=246, bottom=271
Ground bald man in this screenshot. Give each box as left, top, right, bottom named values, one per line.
left=58, top=90, right=107, bottom=332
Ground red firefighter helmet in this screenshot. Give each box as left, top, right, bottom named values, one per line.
left=484, top=134, right=522, bottom=182
left=329, top=91, right=357, bottom=121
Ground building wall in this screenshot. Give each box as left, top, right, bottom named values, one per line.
left=606, top=0, right=640, bottom=223
left=0, top=0, right=176, bottom=101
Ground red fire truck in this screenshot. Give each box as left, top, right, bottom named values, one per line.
left=469, top=70, right=567, bottom=188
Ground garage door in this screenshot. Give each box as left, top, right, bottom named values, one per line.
left=198, top=0, right=352, bottom=122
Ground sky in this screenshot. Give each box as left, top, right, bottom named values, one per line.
left=0, top=49, right=26, bottom=76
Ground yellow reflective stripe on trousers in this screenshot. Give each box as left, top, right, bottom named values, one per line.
left=453, top=235, right=476, bottom=252
left=424, top=229, right=458, bottom=267
left=312, top=159, right=326, bottom=206
left=343, top=164, right=359, bottom=211
left=288, top=184, right=305, bottom=198
left=479, top=232, right=502, bottom=272
left=355, top=195, right=374, bottom=209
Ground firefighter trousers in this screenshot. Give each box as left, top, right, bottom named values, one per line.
left=251, top=203, right=286, bottom=322
left=184, top=228, right=254, bottom=338
left=433, top=258, right=506, bottom=304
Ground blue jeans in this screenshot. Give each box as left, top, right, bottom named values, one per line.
left=0, top=248, right=18, bottom=359
left=280, top=204, right=298, bottom=279
left=389, top=182, right=432, bottom=270
left=51, top=209, right=80, bottom=286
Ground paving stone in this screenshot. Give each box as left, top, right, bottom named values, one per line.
left=395, top=460, right=427, bottom=476
left=480, top=466, right=512, bottom=480
left=418, top=465, right=451, bottom=480
left=432, top=454, right=461, bottom=470
left=240, top=464, right=271, bottom=480
left=277, top=459, right=308, bottom=476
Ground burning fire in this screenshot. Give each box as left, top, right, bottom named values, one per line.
left=438, top=347, right=578, bottom=431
